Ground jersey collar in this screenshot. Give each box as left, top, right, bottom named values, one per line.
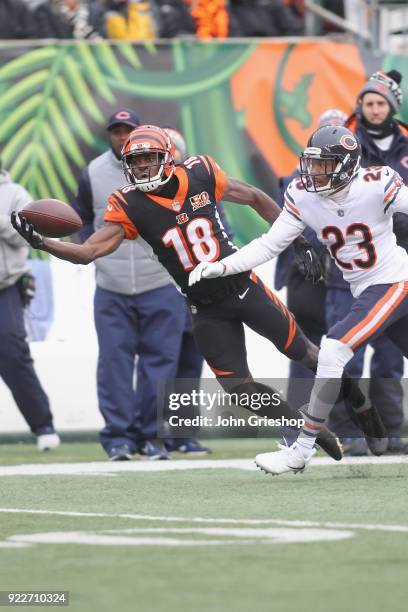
left=145, top=166, right=189, bottom=211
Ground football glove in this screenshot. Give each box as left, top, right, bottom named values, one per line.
left=188, top=261, right=226, bottom=286
left=11, top=212, right=44, bottom=249
left=17, top=272, right=36, bottom=307
left=293, top=237, right=324, bottom=284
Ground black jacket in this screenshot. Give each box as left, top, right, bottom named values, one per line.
left=0, top=0, right=36, bottom=39
left=346, top=113, right=408, bottom=183
left=155, top=0, right=196, bottom=38
left=229, top=0, right=303, bottom=37
left=33, top=1, right=106, bottom=39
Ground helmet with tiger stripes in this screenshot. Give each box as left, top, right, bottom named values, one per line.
left=121, top=125, right=175, bottom=192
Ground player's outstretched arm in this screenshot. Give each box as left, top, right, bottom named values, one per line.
left=11, top=213, right=125, bottom=265
left=223, top=177, right=282, bottom=225
left=220, top=177, right=324, bottom=283
left=188, top=213, right=305, bottom=286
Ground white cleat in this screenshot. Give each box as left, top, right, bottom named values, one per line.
left=37, top=433, right=61, bottom=452
left=255, top=442, right=316, bottom=476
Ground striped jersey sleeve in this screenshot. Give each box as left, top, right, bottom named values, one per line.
left=382, top=168, right=408, bottom=214
left=103, top=190, right=138, bottom=240
left=201, top=155, right=228, bottom=201
left=283, top=182, right=303, bottom=222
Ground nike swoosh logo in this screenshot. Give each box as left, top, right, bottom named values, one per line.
left=238, top=288, right=249, bottom=300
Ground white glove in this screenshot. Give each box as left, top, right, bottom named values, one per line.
left=188, top=261, right=225, bottom=286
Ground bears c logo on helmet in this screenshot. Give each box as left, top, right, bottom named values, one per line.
left=339, top=134, right=358, bottom=150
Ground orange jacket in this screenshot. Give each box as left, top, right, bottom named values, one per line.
left=186, top=0, right=229, bottom=38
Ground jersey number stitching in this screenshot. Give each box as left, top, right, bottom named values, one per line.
left=321, top=223, right=377, bottom=270
left=162, top=217, right=220, bottom=271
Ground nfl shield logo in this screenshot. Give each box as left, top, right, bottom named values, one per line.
left=337, top=209, right=344, bottom=217
left=172, top=202, right=181, bottom=211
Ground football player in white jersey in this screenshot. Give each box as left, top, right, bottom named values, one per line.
left=189, top=125, right=408, bottom=475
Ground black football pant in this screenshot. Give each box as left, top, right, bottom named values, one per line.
left=190, top=274, right=367, bottom=428
left=191, top=274, right=308, bottom=379
left=190, top=274, right=309, bottom=425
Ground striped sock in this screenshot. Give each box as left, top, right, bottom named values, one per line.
left=298, top=377, right=343, bottom=446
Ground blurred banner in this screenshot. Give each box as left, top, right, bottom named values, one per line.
left=0, top=40, right=405, bottom=245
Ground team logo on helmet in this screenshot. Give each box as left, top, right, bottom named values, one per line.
left=131, top=142, right=150, bottom=151
left=299, top=126, right=361, bottom=195
left=339, top=134, right=358, bottom=150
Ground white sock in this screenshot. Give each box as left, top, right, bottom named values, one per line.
left=296, top=435, right=316, bottom=458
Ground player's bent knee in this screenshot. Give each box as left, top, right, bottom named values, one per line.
left=317, top=337, right=354, bottom=378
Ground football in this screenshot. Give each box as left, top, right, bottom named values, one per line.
left=20, top=198, right=83, bottom=238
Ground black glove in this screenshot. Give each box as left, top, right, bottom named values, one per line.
left=293, top=237, right=325, bottom=284
left=11, top=212, right=44, bottom=249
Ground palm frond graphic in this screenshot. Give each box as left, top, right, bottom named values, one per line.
left=0, top=42, right=143, bottom=202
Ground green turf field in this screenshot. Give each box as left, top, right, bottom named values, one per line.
left=1, top=440, right=407, bottom=612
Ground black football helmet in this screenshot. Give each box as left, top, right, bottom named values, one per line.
left=299, top=125, right=361, bottom=195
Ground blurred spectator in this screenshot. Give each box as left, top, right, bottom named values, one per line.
left=287, top=0, right=305, bottom=18
left=105, top=0, right=158, bottom=39
left=22, top=0, right=44, bottom=7
left=229, top=0, right=303, bottom=37
left=0, top=0, right=36, bottom=39
left=0, top=160, right=60, bottom=452
left=33, top=0, right=106, bottom=39
left=185, top=0, right=229, bottom=39
left=155, top=0, right=195, bottom=38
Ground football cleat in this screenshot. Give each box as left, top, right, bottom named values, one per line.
left=315, top=425, right=343, bottom=461
left=108, top=444, right=133, bottom=461
left=165, top=438, right=212, bottom=455
left=255, top=443, right=316, bottom=476
left=355, top=406, right=388, bottom=456
left=139, top=440, right=170, bottom=460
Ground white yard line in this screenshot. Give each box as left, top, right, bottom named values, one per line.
left=0, top=454, right=407, bottom=477
left=8, top=527, right=354, bottom=546
left=0, top=507, right=408, bottom=533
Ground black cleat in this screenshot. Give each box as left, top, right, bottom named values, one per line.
left=355, top=406, right=388, bottom=456
left=315, top=426, right=343, bottom=461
